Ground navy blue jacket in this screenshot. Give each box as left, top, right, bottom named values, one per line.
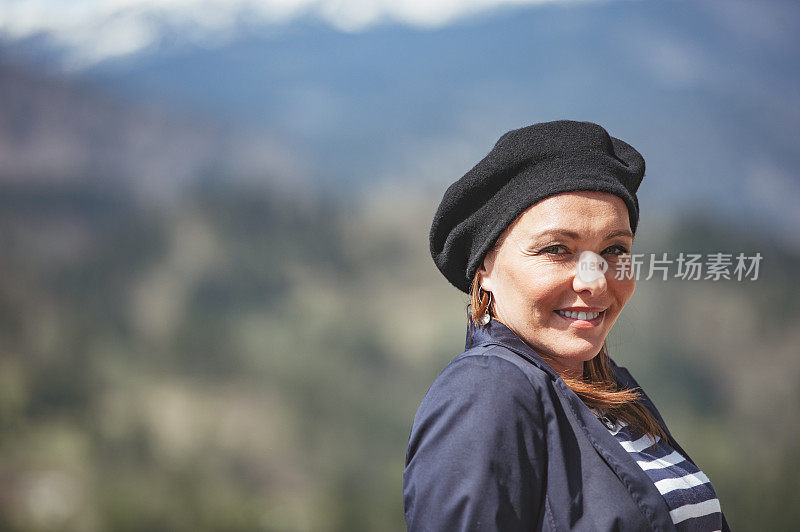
left=403, top=318, right=730, bottom=531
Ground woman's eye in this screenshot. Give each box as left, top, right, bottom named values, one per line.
left=603, top=244, right=629, bottom=256
left=539, top=244, right=569, bottom=255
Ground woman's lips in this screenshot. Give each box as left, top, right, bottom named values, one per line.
left=554, top=309, right=605, bottom=328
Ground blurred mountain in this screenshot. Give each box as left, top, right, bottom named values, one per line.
left=3, top=0, right=798, bottom=247
left=0, top=1, right=798, bottom=529
left=0, top=55, right=308, bottom=201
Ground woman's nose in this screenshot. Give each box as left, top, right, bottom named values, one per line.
left=573, top=251, right=608, bottom=295
left=573, top=271, right=608, bottom=295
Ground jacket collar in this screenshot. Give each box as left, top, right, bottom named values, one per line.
left=465, top=315, right=680, bottom=532
left=466, top=316, right=564, bottom=380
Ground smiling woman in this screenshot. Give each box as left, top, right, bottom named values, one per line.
left=477, top=191, right=635, bottom=377
left=404, top=121, right=729, bottom=531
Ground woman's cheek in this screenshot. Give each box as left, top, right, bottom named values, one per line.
left=612, top=276, right=636, bottom=304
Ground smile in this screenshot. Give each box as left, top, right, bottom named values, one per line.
left=556, top=309, right=601, bottom=320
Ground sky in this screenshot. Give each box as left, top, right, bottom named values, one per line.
left=0, top=0, right=597, bottom=68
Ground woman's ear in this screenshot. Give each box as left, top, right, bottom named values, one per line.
left=477, top=249, right=498, bottom=292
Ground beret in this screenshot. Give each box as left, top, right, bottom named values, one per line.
left=430, top=120, right=645, bottom=293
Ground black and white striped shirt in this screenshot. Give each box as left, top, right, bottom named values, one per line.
left=603, top=419, right=723, bottom=531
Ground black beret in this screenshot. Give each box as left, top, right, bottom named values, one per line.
left=430, top=120, right=645, bottom=293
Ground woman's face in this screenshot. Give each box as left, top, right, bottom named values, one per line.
left=478, top=191, right=636, bottom=378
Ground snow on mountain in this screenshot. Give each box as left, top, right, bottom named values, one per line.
left=0, top=0, right=594, bottom=69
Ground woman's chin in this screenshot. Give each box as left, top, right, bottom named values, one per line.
left=514, top=321, right=607, bottom=365
left=553, top=336, right=605, bottom=362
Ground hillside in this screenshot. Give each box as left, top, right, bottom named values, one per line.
left=0, top=56, right=305, bottom=199
left=0, top=176, right=798, bottom=530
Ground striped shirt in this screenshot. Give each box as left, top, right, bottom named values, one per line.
left=602, top=417, right=723, bottom=531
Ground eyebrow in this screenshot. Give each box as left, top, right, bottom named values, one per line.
left=533, top=228, right=634, bottom=240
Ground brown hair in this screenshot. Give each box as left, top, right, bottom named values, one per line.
left=470, top=273, right=669, bottom=444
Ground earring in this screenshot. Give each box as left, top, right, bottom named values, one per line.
left=480, top=290, right=492, bottom=325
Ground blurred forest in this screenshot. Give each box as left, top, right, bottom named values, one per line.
left=0, top=175, right=798, bottom=531
left=1, top=0, right=800, bottom=527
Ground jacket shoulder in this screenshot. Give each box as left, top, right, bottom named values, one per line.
left=450, top=343, right=553, bottom=389
left=408, top=345, right=551, bottom=438
left=405, top=344, right=554, bottom=469
left=404, top=344, right=550, bottom=530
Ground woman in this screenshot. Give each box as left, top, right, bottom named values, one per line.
left=403, top=120, right=729, bottom=531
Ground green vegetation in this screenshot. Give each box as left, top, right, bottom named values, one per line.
left=0, top=180, right=796, bottom=530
